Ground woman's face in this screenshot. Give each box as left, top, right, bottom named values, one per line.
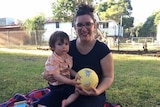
left=75, top=14, right=96, bottom=42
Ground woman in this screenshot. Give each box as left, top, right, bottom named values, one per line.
left=41, top=3, right=114, bottom=107
left=67, top=3, right=114, bottom=107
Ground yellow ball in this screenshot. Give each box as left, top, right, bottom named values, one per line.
left=77, top=68, right=99, bottom=90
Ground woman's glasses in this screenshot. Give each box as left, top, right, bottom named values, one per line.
left=76, top=22, right=94, bottom=29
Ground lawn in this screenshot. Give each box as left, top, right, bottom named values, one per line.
left=0, top=48, right=160, bottom=107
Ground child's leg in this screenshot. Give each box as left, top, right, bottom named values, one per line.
left=62, top=92, right=79, bottom=107
left=38, top=104, right=47, bottom=107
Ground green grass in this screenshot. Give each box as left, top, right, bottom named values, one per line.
left=0, top=50, right=49, bottom=103
left=107, top=54, right=160, bottom=107
left=0, top=49, right=160, bottom=107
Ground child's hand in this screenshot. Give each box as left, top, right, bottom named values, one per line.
left=75, top=74, right=81, bottom=85
left=69, top=73, right=81, bottom=86
left=75, top=73, right=81, bottom=81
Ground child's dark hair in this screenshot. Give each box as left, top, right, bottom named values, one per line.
left=75, top=3, right=96, bottom=23
left=49, top=31, right=69, bottom=51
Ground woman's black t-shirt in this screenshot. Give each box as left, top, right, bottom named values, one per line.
left=68, top=39, right=111, bottom=107
left=68, top=39, right=111, bottom=84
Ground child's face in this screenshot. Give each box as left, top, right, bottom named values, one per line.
left=54, top=39, right=69, bottom=56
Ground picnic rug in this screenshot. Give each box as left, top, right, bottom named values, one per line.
left=0, top=87, right=121, bottom=107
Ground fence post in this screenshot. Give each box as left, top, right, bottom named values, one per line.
left=34, top=30, right=38, bottom=48
left=7, top=31, right=10, bottom=46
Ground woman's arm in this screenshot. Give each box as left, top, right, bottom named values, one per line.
left=43, top=72, right=77, bottom=86
left=96, top=52, right=114, bottom=94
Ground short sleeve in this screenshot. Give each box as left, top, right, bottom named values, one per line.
left=45, top=55, right=60, bottom=75
left=95, top=41, right=111, bottom=60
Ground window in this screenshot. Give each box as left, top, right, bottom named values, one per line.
left=56, top=22, right=59, bottom=28
left=72, top=21, right=74, bottom=27
left=103, top=22, right=108, bottom=28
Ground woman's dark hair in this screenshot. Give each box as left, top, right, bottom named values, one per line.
left=49, top=31, right=69, bottom=51
left=74, top=3, right=96, bottom=23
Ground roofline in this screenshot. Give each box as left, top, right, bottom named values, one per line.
left=0, top=25, right=20, bottom=29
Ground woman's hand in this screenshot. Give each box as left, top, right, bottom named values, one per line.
left=75, top=73, right=100, bottom=96
left=75, top=85, right=100, bottom=96
left=42, top=72, right=55, bottom=83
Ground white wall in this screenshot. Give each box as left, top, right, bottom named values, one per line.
left=43, top=22, right=76, bottom=41
left=157, top=23, right=160, bottom=44
left=98, top=20, right=123, bottom=37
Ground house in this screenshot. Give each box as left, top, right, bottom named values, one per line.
left=0, top=17, right=15, bottom=26
left=98, top=20, right=123, bottom=37
left=0, top=25, right=21, bottom=31
left=43, top=18, right=123, bottom=47
left=43, top=21, right=76, bottom=41
left=157, top=23, right=160, bottom=44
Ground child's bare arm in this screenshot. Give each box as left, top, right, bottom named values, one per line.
left=53, top=73, right=77, bottom=86
left=70, top=69, right=77, bottom=77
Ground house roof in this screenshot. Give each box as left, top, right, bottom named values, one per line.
left=0, top=25, right=20, bottom=29
left=0, top=25, right=22, bottom=31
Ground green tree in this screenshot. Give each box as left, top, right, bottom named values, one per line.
left=139, top=14, right=157, bottom=37
left=95, top=0, right=133, bottom=38
left=51, top=0, right=93, bottom=22
left=76, top=0, right=93, bottom=5
left=132, top=10, right=160, bottom=38
left=135, top=23, right=143, bottom=37
left=123, top=23, right=142, bottom=38
left=122, top=17, right=134, bottom=28
left=96, top=0, right=132, bottom=22
left=23, top=14, right=46, bottom=46
left=154, top=10, right=160, bottom=26
left=52, top=0, right=76, bottom=22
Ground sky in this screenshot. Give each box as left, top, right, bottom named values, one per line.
left=0, top=0, right=160, bottom=23
left=0, top=0, right=53, bottom=20
left=131, top=0, right=160, bottom=23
